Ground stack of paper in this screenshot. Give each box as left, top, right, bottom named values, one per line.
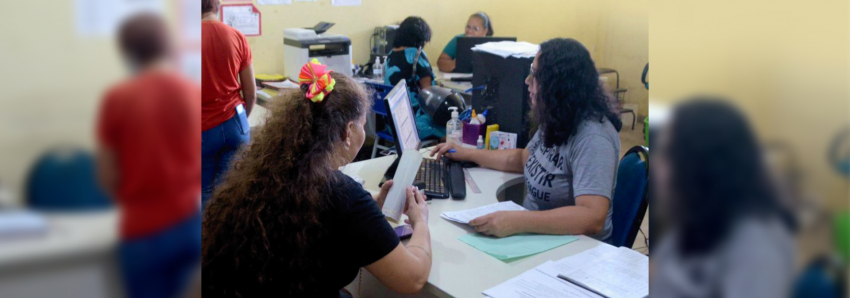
left=263, top=80, right=301, bottom=90
left=0, top=210, right=48, bottom=239
left=440, top=201, right=527, bottom=224
left=483, top=244, right=649, bottom=298
left=472, top=41, right=540, bottom=58
left=539, top=246, right=649, bottom=298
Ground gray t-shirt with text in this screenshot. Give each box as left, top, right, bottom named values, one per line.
left=523, top=118, right=620, bottom=240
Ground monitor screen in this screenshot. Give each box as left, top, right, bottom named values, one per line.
left=385, top=80, right=420, bottom=153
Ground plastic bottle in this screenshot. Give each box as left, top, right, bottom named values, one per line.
left=373, top=57, right=383, bottom=80
left=447, top=107, right=463, bottom=145
left=470, top=109, right=480, bottom=125
left=477, top=135, right=485, bottom=150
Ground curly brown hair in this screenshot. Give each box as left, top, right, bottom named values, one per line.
left=202, top=73, right=371, bottom=297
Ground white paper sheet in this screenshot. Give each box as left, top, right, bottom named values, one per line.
left=538, top=246, right=649, bottom=298
left=258, top=0, right=292, bottom=4
left=263, top=80, right=300, bottom=90
left=483, top=269, right=600, bottom=298
left=332, top=0, right=361, bottom=6
left=440, top=201, right=527, bottom=224
left=76, top=0, right=164, bottom=37
left=382, top=150, right=423, bottom=222
left=472, top=41, right=540, bottom=58
left=441, top=73, right=473, bottom=80
left=221, top=4, right=261, bottom=36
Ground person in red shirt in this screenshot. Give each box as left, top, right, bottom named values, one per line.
left=96, top=13, right=201, bottom=298
left=201, top=0, right=256, bottom=206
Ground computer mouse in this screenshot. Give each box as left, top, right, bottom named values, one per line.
left=413, top=181, right=427, bottom=191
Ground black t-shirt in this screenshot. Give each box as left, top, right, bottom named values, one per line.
left=205, top=171, right=400, bottom=298
left=308, top=171, right=400, bottom=297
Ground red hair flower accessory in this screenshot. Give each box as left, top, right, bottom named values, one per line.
left=297, top=59, right=336, bottom=103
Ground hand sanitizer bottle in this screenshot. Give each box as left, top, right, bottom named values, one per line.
left=447, top=107, right=463, bottom=145
left=373, top=57, right=383, bottom=80
left=477, top=135, right=484, bottom=149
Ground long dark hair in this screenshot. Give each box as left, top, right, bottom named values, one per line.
left=202, top=73, right=371, bottom=297
left=393, top=16, right=431, bottom=48
left=532, top=38, right=621, bottom=147
left=470, top=12, right=494, bottom=36
left=665, top=99, right=794, bottom=255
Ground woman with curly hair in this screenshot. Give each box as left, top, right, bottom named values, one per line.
left=202, top=61, right=432, bottom=297
left=432, top=38, right=622, bottom=241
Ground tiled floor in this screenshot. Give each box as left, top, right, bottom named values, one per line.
left=618, top=123, right=650, bottom=255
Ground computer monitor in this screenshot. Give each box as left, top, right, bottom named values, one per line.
left=383, top=80, right=420, bottom=156
left=455, top=36, right=517, bottom=73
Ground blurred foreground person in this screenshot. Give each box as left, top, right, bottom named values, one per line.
left=96, top=13, right=201, bottom=298
left=651, top=99, right=796, bottom=298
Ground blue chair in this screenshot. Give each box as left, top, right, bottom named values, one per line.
left=364, top=81, right=397, bottom=158
left=26, top=146, right=112, bottom=210
left=607, top=146, right=649, bottom=248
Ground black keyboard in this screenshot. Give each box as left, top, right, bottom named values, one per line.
left=415, top=159, right=449, bottom=199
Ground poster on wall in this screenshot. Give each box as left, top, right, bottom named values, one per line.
left=332, top=0, right=361, bottom=6
left=258, top=0, right=292, bottom=4
left=220, top=3, right=261, bottom=36
left=76, top=0, right=164, bottom=37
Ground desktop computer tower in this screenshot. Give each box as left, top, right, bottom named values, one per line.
left=472, top=51, right=534, bottom=148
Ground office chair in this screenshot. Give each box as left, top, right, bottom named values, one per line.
left=598, top=68, right=635, bottom=130
left=607, top=146, right=649, bottom=248
left=364, top=82, right=397, bottom=158
left=26, top=146, right=112, bottom=210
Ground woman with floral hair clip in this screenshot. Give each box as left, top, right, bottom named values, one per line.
left=202, top=60, right=433, bottom=297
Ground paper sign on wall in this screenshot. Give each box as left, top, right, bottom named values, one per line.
left=332, top=0, right=361, bottom=6
left=220, top=4, right=261, bottom=36
left=258, top=0, right=292, bottom=4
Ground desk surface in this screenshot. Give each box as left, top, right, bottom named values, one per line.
left=341, top=148, right=611, bottom=298
left=0, top=210, right=118, bottom=270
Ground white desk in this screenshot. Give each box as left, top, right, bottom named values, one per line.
left=342, top=148, right=612, bottom=298
left=0, top=210, right=121, bottom=298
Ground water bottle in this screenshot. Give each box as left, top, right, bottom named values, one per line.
left=447, top=107, right=463, bottom=145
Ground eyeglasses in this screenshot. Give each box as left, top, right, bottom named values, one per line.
left=529, top=63, right=536, bottom=78
left=465, top=25, right=483, bottom=32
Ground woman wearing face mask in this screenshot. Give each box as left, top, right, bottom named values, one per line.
left=437, top=12, right=494, bottom=73
left=203, top=61, right=432, bottom=298
left=431, top=38, right=622, bottom=241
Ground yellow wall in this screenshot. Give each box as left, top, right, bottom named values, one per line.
left=650, top=0, right=849, bottom=208
left=0, top=2, right=184, bottom=206
left=245, top=0, right=648, bottom=116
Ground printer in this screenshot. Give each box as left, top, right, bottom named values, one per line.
left=283, top=24, right=353, bottom=79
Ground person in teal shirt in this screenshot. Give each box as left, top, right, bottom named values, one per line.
left=437, top=12, right=494, bottom=73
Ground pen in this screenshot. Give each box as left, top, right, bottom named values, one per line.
left=447, top=149, right=457, bottom=153
left=557, top=274, right=610, bottom=298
